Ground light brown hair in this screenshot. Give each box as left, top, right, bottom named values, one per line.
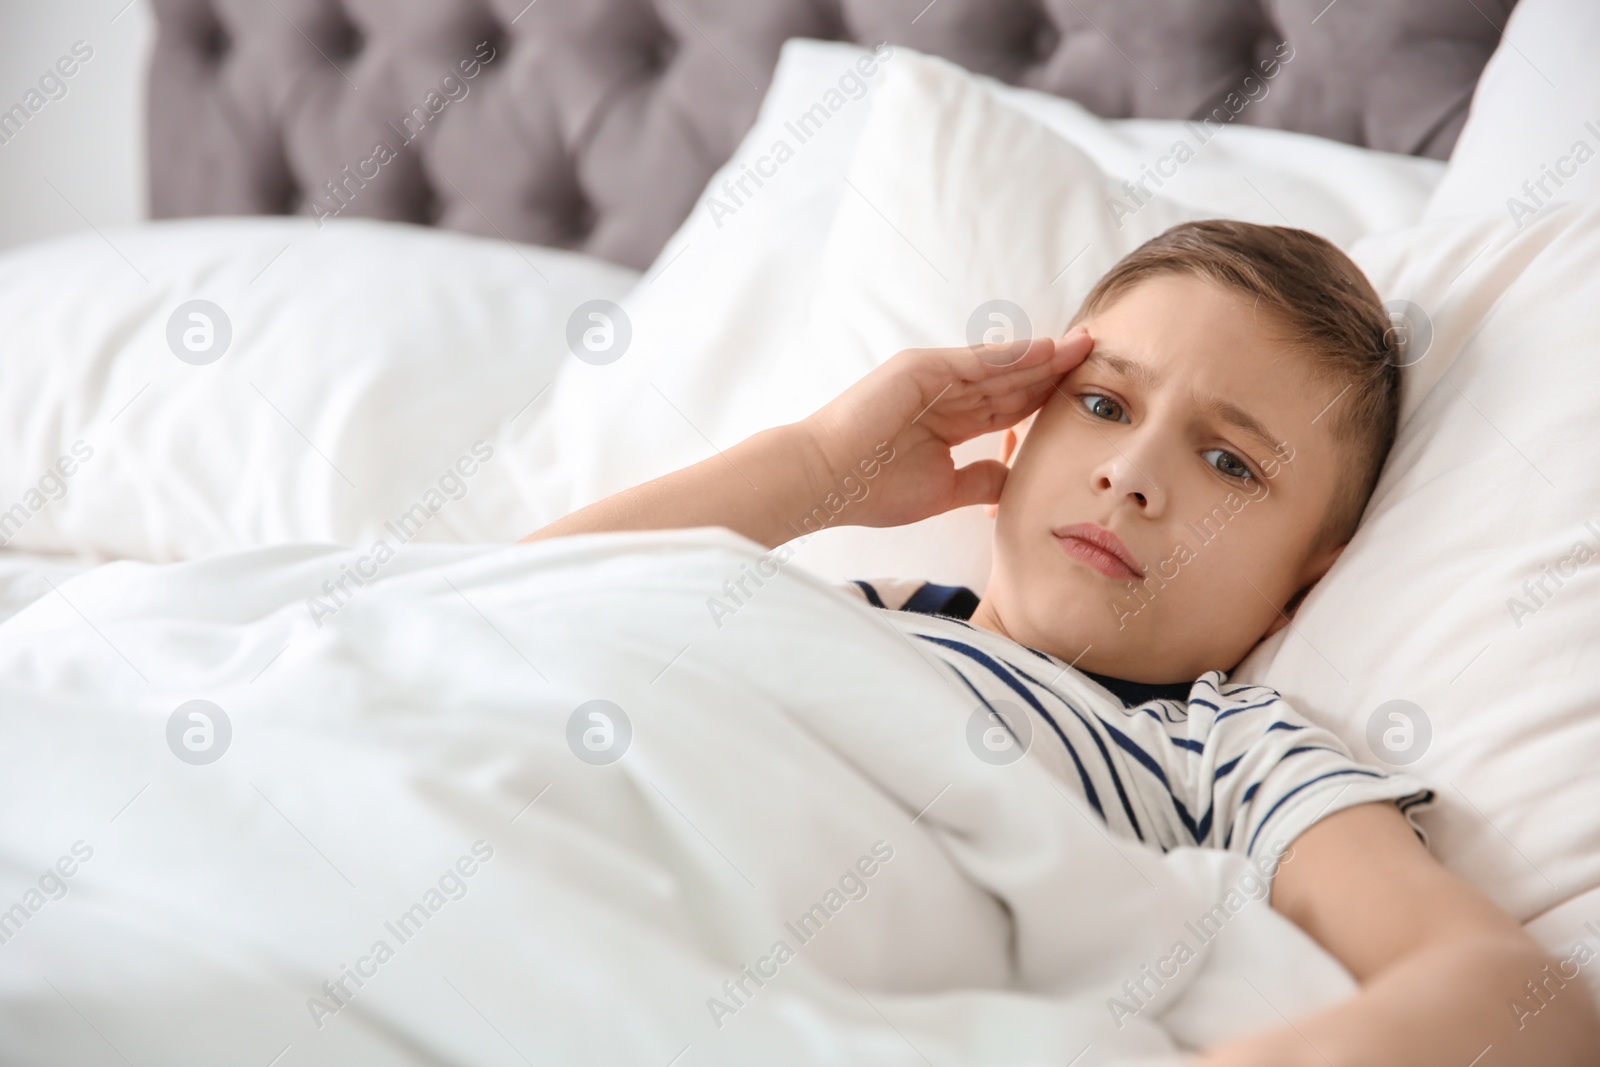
left=1070, top=219, right=1400, bottom=553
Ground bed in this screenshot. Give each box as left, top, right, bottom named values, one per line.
left=4, top=0, right=1600, bottom=1063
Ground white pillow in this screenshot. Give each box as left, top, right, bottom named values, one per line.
left=765, top=49, right=1443, bottom=589
left=1424, top=0, right=1600, bottom=224
left=0, top=217, right=638, bottom=560
left=779, top=52, right=1207, bottom=589
left=983, top=85, right=1443, bottom=249
left=1231, top=202, right=1600, bottom=921
left=546, top=39, right=1445, bottom=520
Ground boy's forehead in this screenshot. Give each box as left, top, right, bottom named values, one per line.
left=1084, top=272, right=1304, bottom=368
left=1073, top=345, right=1286, bottom=457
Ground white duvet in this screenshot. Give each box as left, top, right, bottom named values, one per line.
left=0, top=527, right=1354, bottom=1065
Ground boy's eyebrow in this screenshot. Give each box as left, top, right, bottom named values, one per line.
left=1080, top=348, right=1286, bottom=456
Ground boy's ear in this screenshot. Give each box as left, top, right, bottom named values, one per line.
left=985, top=413, right=1038, bottom=519
left=1264, top=543, right=1346, bottom=638
left=1000, top=411, right=1037, bottom=467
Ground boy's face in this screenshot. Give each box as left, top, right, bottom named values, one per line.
left=971, top=273, right=1349, bottom=683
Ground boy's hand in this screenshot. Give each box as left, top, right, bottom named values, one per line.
left=522, top=326, right=1091, bottom=549
left=797, top=326, right=1093, bottom=530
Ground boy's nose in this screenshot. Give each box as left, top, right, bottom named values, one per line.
left=1093, top=450, right=1164, bottom=516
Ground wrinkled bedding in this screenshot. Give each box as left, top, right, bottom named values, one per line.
left=0, top=527, right=1354, bottom=1066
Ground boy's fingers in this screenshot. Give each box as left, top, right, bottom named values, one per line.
left=972, top=337, right=1088, bottom=398
left=1040, top=325, right=1092, bottom=378
left=966, top=335, right=1056, bottom=374
left=970, top=334, right=1051, bottom=369
left=939, top=335, right=1088, bottom=417
left=963, top=327, right=1090, bottom=382
left=901, top=328, right=1093, bottom=432
left=903, top=338, right=1052, bottom=405
left=1058, top=323, right=1093, bottom=358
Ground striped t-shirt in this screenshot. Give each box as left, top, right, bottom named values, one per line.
left=842, top=578, right=1436, bottom=864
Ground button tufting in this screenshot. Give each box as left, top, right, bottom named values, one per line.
left=328, top=22, right=365, bottom=60
left=479, top=27, right=508, bottom=62
left=652, top=34, right=678, bottom=72
left=203, top=21, right=230, bottom=62
left=143, top=0, right=1507, bottom=269
left=425, top=182, right=453, bottom=227
left=1031, top=19, right=1059, bottom=62
left=569, top=194, right=597, bottom=241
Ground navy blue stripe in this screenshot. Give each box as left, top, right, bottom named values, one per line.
left=1398, top=789, right=1435, bottom=806
left=901, top=583, right=949, bottom=615
left=916, top=634, right=1123, bottom=830
left=945, top=663, right=1022, bottom=747
left=1005, top=662, right=1151, bottom=844
left=902, top=582, right=978, bottom=619
left=1227, top=779, right=1264, bottom=849
left=1214, top=697, right=1280, bottom=724
left=851, top=580, right=886, bottom=608
left=1397, top=789, right=1436, bottom=810
left=1246, top=768, right=1385, bottom=854
left=1282, top=744, right=1346, bottom=759
left=1101, top=724, right=1209, bottom=842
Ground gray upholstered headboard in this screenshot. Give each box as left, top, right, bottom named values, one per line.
left=147, top=0, right=1515, bottom=270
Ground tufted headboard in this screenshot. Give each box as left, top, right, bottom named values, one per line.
left=147, top=0, right=1515, bottom=271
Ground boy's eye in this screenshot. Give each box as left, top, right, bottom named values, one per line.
left=1203, top=448, right=1257, bottom=484
left=1079, top=392, right=1259, bottom=484
left=1078, top=393, right=1127, bottom=422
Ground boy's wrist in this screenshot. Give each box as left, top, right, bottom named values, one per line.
left=783, top=419, right=856, bottom=514
left=729, top=422, right=854, bottom=547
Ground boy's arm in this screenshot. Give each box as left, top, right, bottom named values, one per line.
left=520, top=423, right=841, bottom=549
left=522, top=331, right=1092, bottom=546
left=1199, top=801, right=1600, bottom=1067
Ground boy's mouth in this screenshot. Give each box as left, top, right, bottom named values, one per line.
left=1052, top=522, right=1143, bottom=580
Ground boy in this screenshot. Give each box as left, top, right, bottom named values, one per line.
left=525, top=221, right=1600, bottom=1065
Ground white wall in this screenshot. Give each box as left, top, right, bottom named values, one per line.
left=0, top=0, right=154, bottom=251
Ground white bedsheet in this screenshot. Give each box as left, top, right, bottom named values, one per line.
left=0, top=548, right=95, bottom=626
left=0, top=528, right=1355, bottom=1065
